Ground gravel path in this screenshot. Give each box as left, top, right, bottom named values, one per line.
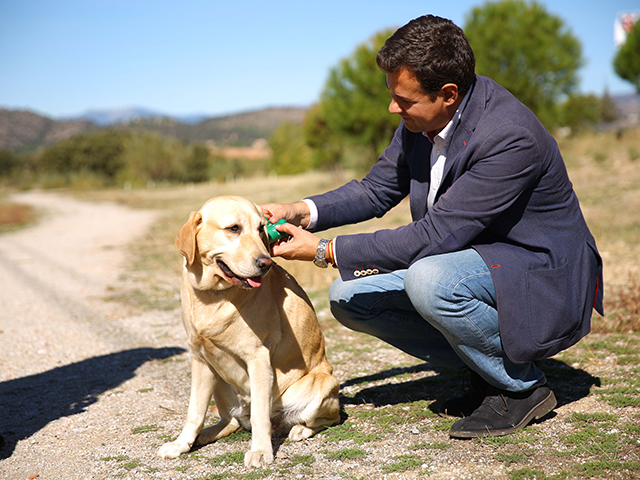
left=0, top=191, right=188, bottom=479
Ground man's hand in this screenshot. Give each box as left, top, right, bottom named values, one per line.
left=261, top=201, right=311, bottom=229
left=268, top=221, right=320, bottom=262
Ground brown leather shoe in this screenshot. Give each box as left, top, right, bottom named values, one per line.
left=449, top=385, right=557, bottom=439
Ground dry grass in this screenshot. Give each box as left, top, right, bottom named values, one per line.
left=594, top=275, right=640, bottom=333
left=557, top=127, right=640, bottom=333
left=0, top=200, right=36, bottom=232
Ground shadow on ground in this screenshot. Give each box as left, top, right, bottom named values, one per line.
left=339, top=359, right=600, bottom=412
left=0, top=347, right=185, bottom=460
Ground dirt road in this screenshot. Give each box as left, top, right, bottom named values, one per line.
left=0, top=191, right=189, bottom=479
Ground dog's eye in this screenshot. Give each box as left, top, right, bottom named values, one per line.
left=226, top=225, right=240, bottom=233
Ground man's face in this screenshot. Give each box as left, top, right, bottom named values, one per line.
left=386, top=68, right=452, bottom=135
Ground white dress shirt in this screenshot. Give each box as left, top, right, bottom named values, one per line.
left=425, top=88, right=471, bottom=209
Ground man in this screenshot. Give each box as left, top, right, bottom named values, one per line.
left=262, top=14, right=603, bottom=438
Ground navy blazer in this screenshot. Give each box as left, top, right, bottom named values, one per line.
left=308, top=75, right=604, bottom=364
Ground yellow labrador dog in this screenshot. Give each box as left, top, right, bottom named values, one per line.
left=157, top=196, right=340, bottom=467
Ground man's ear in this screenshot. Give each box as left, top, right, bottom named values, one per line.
left=441, top=83, right=459, bottom=106
left=176, top=211, right=202, bottom=267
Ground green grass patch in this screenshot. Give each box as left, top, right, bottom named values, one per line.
left=565, top=411, right=618, bottom=427
left=381, top=454, right=425, bottom=473
left=574, top=460, right=640, bottom=477
left=215, top=429, right=252, bottom=443
left=131, top=424, right=160, bottom=434
left=319, top=422, right=381, bottom=444
left=208, top=450, right=245, bottom=466
left=412, top=441, right=449, bottom=450
left=323, top=447, right=368, bottom=461
left=122, top=460, right=141, bottom=470
left=495, top=450, right=535, bottom=466
left=477, top=432, right=539, bottom=447
left=101, top=455, right=129, bottom=462
left=563, top=428, right=621, bottom=456
left=507, top=467, right=555, bottom=479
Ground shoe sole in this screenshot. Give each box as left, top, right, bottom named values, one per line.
left=449, top=390, right=557, bottom=439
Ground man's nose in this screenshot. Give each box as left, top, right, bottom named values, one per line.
left=389, top=98, right=402, bottom=114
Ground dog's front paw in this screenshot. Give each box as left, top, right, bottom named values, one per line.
left=157, top=440, right=191, bottom=459
left=244, top=449, right=274, bottom=467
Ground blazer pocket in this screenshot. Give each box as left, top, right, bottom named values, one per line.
left=525, top=261, right=579, bottom=348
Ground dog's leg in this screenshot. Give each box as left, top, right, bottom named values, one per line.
left=157, top=357, right=215, bottom=459
left=194, top=379, right=242, bottom=445
left=244, top=349, right=275, bottom=467
left=283, top=370, right=341, bottom=441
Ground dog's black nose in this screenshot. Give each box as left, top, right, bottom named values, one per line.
left=256, top=256, right=272, bottom=274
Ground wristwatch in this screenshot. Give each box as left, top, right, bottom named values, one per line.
left=313, top=238, right=330, bottom=268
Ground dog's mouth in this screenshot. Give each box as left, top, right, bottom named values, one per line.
left=217, top=259, right=263, bottom=289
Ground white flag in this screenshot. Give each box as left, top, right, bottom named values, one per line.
left=614, top=11, right=640, bottom=47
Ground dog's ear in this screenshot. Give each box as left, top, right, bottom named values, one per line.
left=176, top=211, right=202, bottom=267
left=261, top=224, right=271, bottom=250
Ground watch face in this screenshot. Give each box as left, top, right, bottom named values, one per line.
left=313, top=258, right=328, bottom=268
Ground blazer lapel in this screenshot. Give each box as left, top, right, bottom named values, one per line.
left=438, top=76, right=485, bottom=190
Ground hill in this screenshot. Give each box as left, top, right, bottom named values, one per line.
left=0, top=106, right=308, bottom=152
left=116, top=106, right=307, bottom=145
left=0, top=110, right=98, bottom=152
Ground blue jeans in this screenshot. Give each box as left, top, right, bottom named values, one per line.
left=329, top=249, right=545, bottom=392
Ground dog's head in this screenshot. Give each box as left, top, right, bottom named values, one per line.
left=176, top=196, right=272, bottom=291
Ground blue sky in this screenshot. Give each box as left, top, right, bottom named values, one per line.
left=1, top=0, right=638, bottom=119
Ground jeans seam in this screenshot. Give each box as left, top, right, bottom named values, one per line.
left=367, top=290, right=409, bottom=316
left=451, top=271, right=501, bottom=356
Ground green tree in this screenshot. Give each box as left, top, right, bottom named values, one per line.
left=0, top=150, right=19, bottom=177
left=302, top=103, right=344, bottom=172
left=464, top=0, right=583, bottom=128
left=318, top=28, right=400, bottom=168
left=38, top=130, right=128, bottom=180
left=599, top=88, right=619, bottom=123
left=184, top=143, right=211, bottom=183
left=268, top=122, right=313, bottom=175
left=614, top=19, right=640, bottom=93
left=559, top=94, right=601, bottom=133
left=118, top=131, right=186, bottom=185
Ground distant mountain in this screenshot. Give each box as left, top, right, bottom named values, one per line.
left=0, top=106, right=308, bottom=152
left=71, top=107, right=164, bottom=126
left=0, top=110, right=98, bottom=152
left=113, top=107, right=308, bottom=145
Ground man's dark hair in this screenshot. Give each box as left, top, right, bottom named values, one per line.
left=377, top=15, right=476, bottom=98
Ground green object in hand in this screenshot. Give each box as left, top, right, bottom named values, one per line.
left=266, top=218, right=290, bottom=243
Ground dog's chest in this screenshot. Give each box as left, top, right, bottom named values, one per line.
left=190, top=326, right=266, bottom=395
left=197, top=341, right=251, bottom=389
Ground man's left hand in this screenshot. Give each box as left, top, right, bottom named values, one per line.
left=269, top=221, right=319, bottom=262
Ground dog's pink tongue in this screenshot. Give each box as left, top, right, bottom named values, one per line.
left=247, top=276, right=263, bottom=288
